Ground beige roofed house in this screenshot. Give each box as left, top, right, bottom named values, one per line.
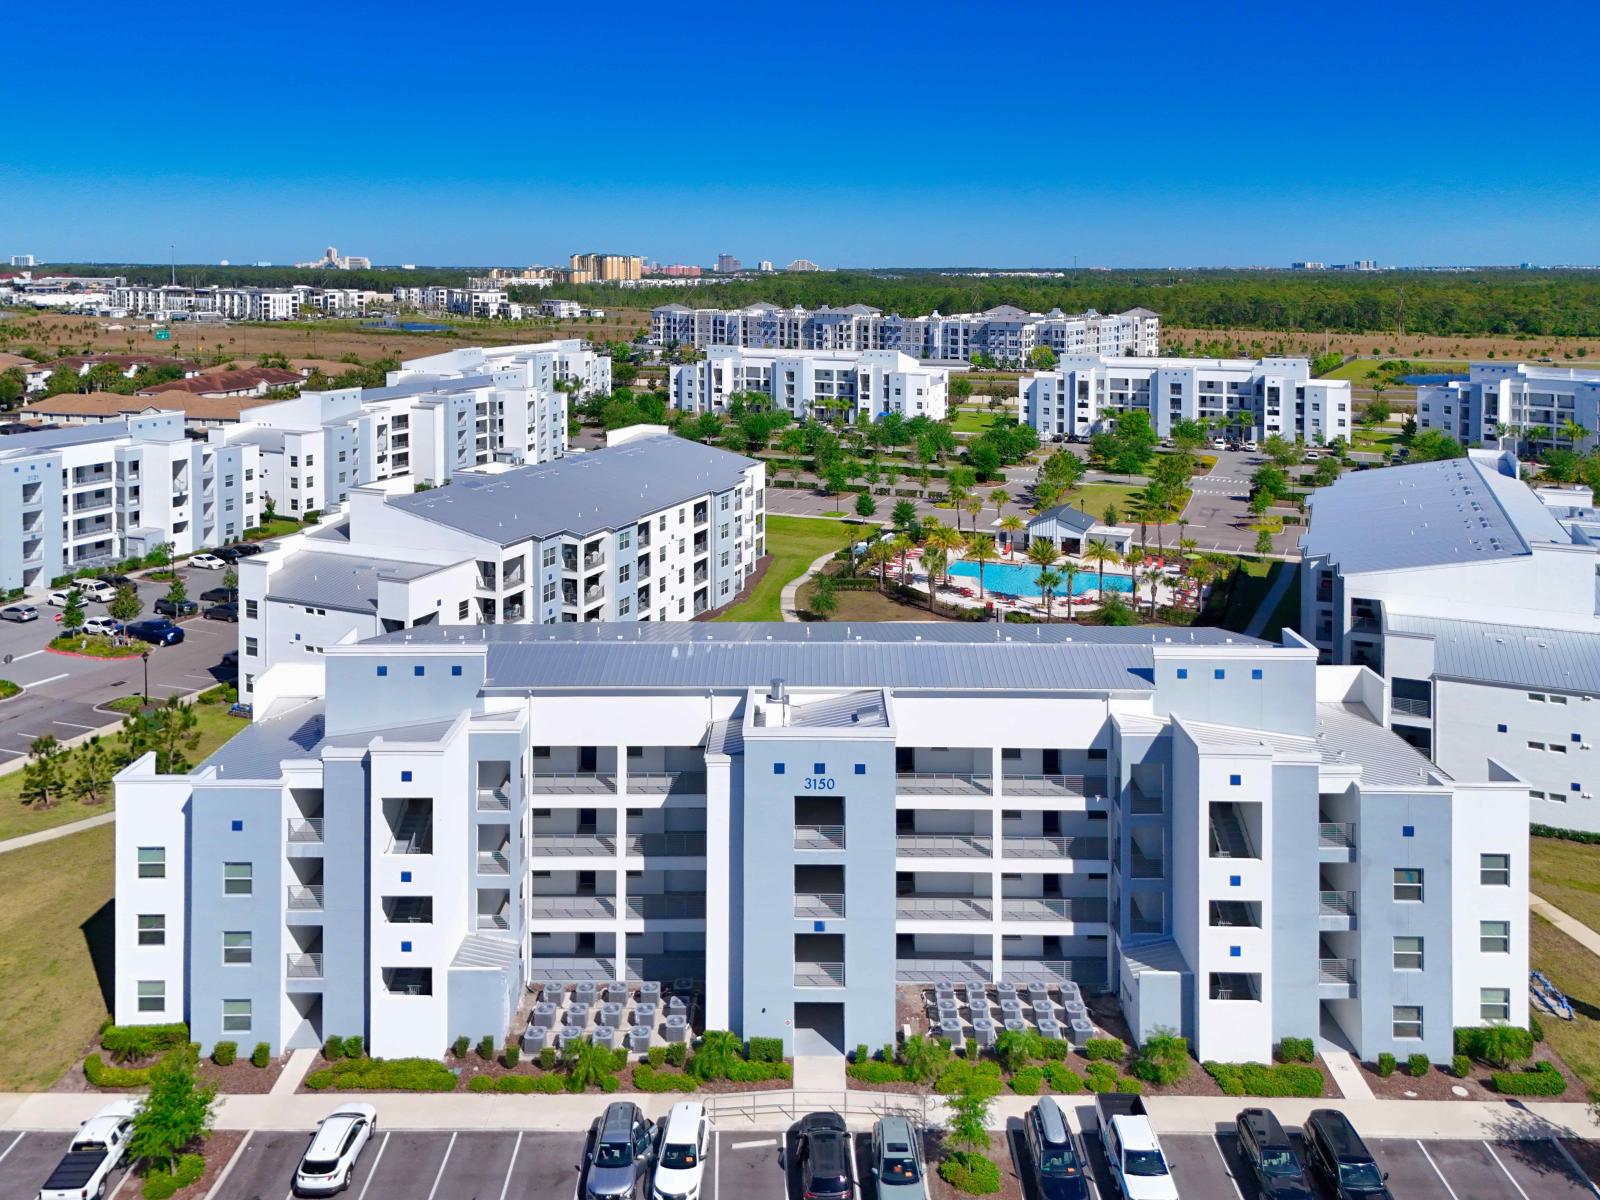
left=136, top=366, right=302, bottom=398
left=19, top=392, right=257, bottom=428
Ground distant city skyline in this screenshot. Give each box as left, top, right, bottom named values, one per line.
left=7, top=1, right=1600, bottom=268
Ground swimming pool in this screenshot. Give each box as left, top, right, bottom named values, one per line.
left=946, top=559, right=1134, bottom=598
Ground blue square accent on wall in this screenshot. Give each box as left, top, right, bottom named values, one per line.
left=1214, top=669, right=1226, bottom=680
left=401, top=941, right=412, bottom=953
left=376, top=665, right=387, bottom=676
left=400, top=871, right=412, bottom=883
left=813, top=763, right=826, bottom=775
left=1230, top=946, right=1241, bottom=957
left=1229, top=875, right=1241, bottom=887
left=401, top=771, right=412, bottom=782
left=813, top=921, right=825, bottom=933
left=1402, top=825, right=1415, bottom=837
left=1574, top=733, right=1583, bottom=743
left=773, top=763, right=785, bottom=775
left=1251, top=669, right=1263, bottom=680
left=414, top=665, right=425, bottom=677
left=1497, top=724, right=1507, bottom=733
left=230, top=819, right=243, bottom=831
left=1574, top=783, right=1583, bottom=792
left=451, top=665, right=462, bottom=677
left=1176, top=669, right=1188, bottom=679
left=1229, top=774, right=1242, bottom=786
left=855, top=764, right=866, bottom=775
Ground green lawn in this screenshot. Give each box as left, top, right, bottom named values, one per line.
left=0, top=823, right=115, bottom=1090
left=1205, top=557, right=1299, bottom=637
left=950, top=407, right=1002, bottom=434
left=244, top=516, right=307, bottom=541
left=1531, top=836, right=1600, bottom=933
left=1063, top=482, right=1143, bottom=522
left=1324, top=358, right=1469, bottom=386
left=1350, top=423, right=1401, bottom=453
left=715, top=515, right=861, bottom=622
left=1531, top=915, right=1600, bottom=1095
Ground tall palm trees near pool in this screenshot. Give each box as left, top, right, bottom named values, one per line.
left=1037, top=568, right=1062, bottom=622
left=1059, top=562, right=1081, bottom=621
left=1084, top=539, right=1120, bottom=599
left=966, top=534, right=997, bottom=599
left=1000, top=515, right=1024, bottom=557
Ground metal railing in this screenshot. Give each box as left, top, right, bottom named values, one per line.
left=625, top=894, right=706, bottom=919
left=626, top=771, right=707, bottom=795
left=480, top=909, right=510, bottom=930
left=477, top=850, right=510, bottom=875
left=1319, top=890, right=1357, bottom=917
left=529, top=896, right=615, bottom=919
left=626, top=832, right=707, bottom=857
left=1129, top=785, right=1163, bottom=814
left=794, top=962, right=845, bottom=988
left=1318, top=822, right=1355, bottom=849
left=1350, top=616, right=1382, bottom=635
left=527, top=834, right=616, bottom=857
left=896, top=772, right=992, bottom=795
left=794, top=893, right=846, bottom=919
left=895, top=833, right=992, bottom=858
left=477, top=786, right=511, bottom=811
left=1002, top=835, right=1110, bottom=860
left=1319, top=958, right=1357, bottom=985
left=286, top=952, right=324, bottom=980
left=1129, top=849, right=1164, bottom=879
left=705, top=1090, right=934, bottom=1127
left=583, top=550, right=606, bottom=569
left=286, top=817, right=324, bottom=844
left=286, top=884, right=324, bottom=911
left=794, top=824, right=845, bottom=851
left=896, top=897, right=992, bottom=921
left=528, top=772, right=616, bottom=795
left=1002, top=897, right=1109, bottom=923
left=1000, top=774, right=1107, bottom=799
left=1391, top=696, right=1431, bottom=718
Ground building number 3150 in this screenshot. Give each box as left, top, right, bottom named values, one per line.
left=804, top=776, right=836, bottom=791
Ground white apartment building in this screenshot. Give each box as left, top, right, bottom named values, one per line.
left=1302, top=449, right=1600, bottom=831
left=235, top=429, right=765, bottom=705
left=1417, top=362, right=1600, bottom=452
left=1022, top=356, right=1352, bottom=443
left=0, top=413, right=260, bottom=591
left=671, top=348, right=949, bottom=421
left=221, top=341, right=609, bottom=518
left=114, top=623, right=1527, bottom=1067
left=653, top=303, right=1160, bottom=363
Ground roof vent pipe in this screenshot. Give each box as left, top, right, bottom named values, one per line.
left=769, top=678, right=787, bottom=703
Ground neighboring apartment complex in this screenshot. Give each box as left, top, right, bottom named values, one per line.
left=570, top=253, right=644, bottom=283
left=0, top=413, right=260, bottom=591
left=108, top=284, right=381, bottom=320
left=114, top=623, right=1527, bottom=1066
left=1417, top=361, right=1600, bottom=451
left=652, top=303, right=1160, bottom=362
left=1021, top=356, right=1352, bottom=443
left=1301, top=450, right=1600, bottom=831
left=669, top=348, right=949, bottom=420
left=235, top=430, right=765, bottom=704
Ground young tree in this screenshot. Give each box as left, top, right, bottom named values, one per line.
left=854, top=492, right=878, bottom=521
left=145, top=541, right=174, bottom=569
left=1409, top=430, right=1467, bottom=462
left=1255, top=527, right=1275, bottom=556
left=222, top=565, right=239, bottom=597
left=164, top=576, right=189, bottom=611
left=21, top=734, right=67, bottom=809
left=129, top=1051, right=217, bottom=1174
left=73, top=737, right=115, bottom=805
left=891, top=499, right=917, bottom=530
left=124, top=698, right=202, bottom=774
left=944, top=1065, right=997, bottom=1153
left=60, top=588, right=86, bottom=636
left=109, top=585, right=144, bottom=629
left=1027, top=346, right=1058, bottom=371
left=809, top=576, right=838, bottom=620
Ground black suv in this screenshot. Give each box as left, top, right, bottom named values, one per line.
left=1302, top=1109, right=1392, bottom=1198
left=1235, top=1108, right=1313, bottom=1198
left=154, top=597, right=199, bottom=617
left=1023, top=1097, right=1089, bottom=1198
left=127, top=618, right=185, bottom=646
left=795, top=1112, right=854, bottom=1200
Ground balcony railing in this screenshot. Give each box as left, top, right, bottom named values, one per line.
left=1002, top=897, right=1110, bottom=923
left=286, top=952, right=324, bottom=980
left=1129, top=849, right=1164, bottom=879
left=625, top=894, right=706, bottom=919
left=1391, top=696, right=1431, bottom=718
left=1002, top=835, right=1110, bottom=860
left=583, top=550, right=606, bottom=569
left=528, top=772, right=615, bottom=794
left=896, top=897, right=992, bottom=921
left=1350, top=616, right=1382, bottom=635
left=795, top=962, right=845, bottom=988
left=1001, top=774, right=1107, bottom=799
left=477, top=786, right=511, bottom=812
left=527, top=834, right=616, bottom=857
left=795, top=824, right=845, bottom=851
left=1130, top=916, right=1163, bottom=935
left=1318, top=822, right=1355, bottom=849
left=529, top=896, right=615, bottom=919
left=1319, top=890, right=1357, bottom=918
left=286, top=817, right=324, bottom=844
left=625, top=832, right=706, bottom=857
left=895, top=833, right=992, bottom=858
left=627, top=771, right=707, bottom=795
left=794, top=893, right=846, bottom=919
left=1319, top=958, right=1357, bottom=985
left=477, top=850, right=510, bottom=875
left=286, top=884, right=325, bottom=911
left=1129, top=785, right=1163, bottom=815
left=897, top=772, right=991, bottom=795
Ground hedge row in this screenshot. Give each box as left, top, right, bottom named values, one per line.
left=1532, top=823, right=1600, bottom=845
left=305, top=1057, right=456, bottom=1092
left=632, top=1065, right=700, bottom=1092
left=1454, top=1025, right=1535, bottom=1068
left=1203, top=1061, right=1323, bottom=1097
left=84, top=1054, right=152, bottom=1088
left=466, top=1073, right=565, bottom=1094
left=1492, top=1062, right=1566, bottom=1096
left=102, top=1022, right=191, bottom=1062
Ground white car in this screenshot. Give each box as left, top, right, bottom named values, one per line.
left=78, top=580, right=117, bottom=602
left=1211, top=437, right=1227, bottom=450
left=189, top=553, right=226, bottom=570
left=652, top=1101, right=710, bottom=1200
left=46, top=589, right=78, bottom=607
left=294, top=1104, right=377, bottom=1196
left=83, top=617, right=124, bottom=637
left=1243, top=440, right=1259, bottom=452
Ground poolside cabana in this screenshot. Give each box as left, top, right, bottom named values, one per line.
left=1024, top=504, right=1135, bottom=558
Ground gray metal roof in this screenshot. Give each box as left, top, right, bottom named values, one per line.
left=0, top=422, right=129, bottom=456
left=356, top=372, right=496, bottom=403
left=1301, top=454, right=1571, bottom=574
left=704, top=717, right=745, bottom=757
left=1027, top=504, right=1097, bottom=537
left=1316, top=702, right=1449, bottom=787
left=198, top=700, right=462, bottom=779
left=1387, top=614, right=1600, bottom=694
left=386, top=435, right=757, bottom=545
left=266, top=552, right=446, bottom=613
left=789, top=689, right=889, bottom=729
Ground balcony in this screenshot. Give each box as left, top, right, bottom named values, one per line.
left=896, top=896, right=992, bottom=921
left=1319, top=957, right=1357, bottom=996
left=1350, top=616, right=1382, bottom=636
left=897, top=772, right=991, bottom=796
left=477, top=850, right=510, bottom=875
left=477, top=786, right=511, bottom=812
left=1002, top=897, right=1109, bottom=923
left=1320, top=889, right=1357, bottom=930
left=794, top=824, right=845, bottom=851
left=527, top=834, right=617, bottom=857
left=795, top=962, right=845, bottom=988
left=625, top=894, right=705, bottom=920
left=1001, top=774, right=1107, bottom=799
left=286, top=817, right=323, bottom=845
left=286, top=953, right=324, bottom=980
left=528, top=772, right=616, bottom=794
left=1391, top=696, right=1431, bottom=719
left=529, top=896, right=616, bottom=919
left=627, top=771, right=706, bottom=796
left=1129, top=783, right=1163, bottom=814
left=625, top=832, right=706, bottom=857
left=1208, top=803, right=1256, bottom=859
left=286, top=884, right=324, bottom=912
left=583, top=549, right=606, bottom=570
left=896, top=833, right=993, bottom=858
left=1002, top=835, right=1109, bottom=860
left=584, top=583, right=604, bottom=604
left=1318, top=822, right=1354, bottom=849
left=794, top=893, right=846, bottom=920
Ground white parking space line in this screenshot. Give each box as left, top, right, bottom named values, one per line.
left=19, top=673, right=68, bottom=688
left=53, top=720, right=96, bottom=730
left=498, top=1131, right=523, bottom=1200
left=10, top=650, right=44, bottom=662
left=1552, top=1139, right=1600, bottom=1199
left=0, top=749, right=21, bottom=760
left=107, top=1165, right=135, bottom=1198
left=1418, top=1141, right=1462, bottom=1200
left=425, top=1131, right=457, bottom=1200
left=1211, top=1134, right=1246, bottom=1200
left=1485, top=1144, right=1533, bottom=1200
left=0, top=1131, right=23, bottom=1164
left=207, top=1130, right=254, bottom=1200
left=355, top=1131, right=391, bottom=1200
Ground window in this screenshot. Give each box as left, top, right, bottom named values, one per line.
left=543, top=546, right=557, bottom=568
left=1392, top=1006, right=1423, bottom=1039
left=138, top=915, right=165, bottom=946
left=223, top=932, right=252, bottom=965
left=138, top=981, right=165, bottom=1013
left=1229, top=774, right=1242, bottom=786
left=413, top=665, right=425, bottom=677
left=222, top=999, right=252, bottom=1033
left=1480, top=988, right=1511, bottom=1021
left=245, top=636, right=258, bottom=657
left=1251, top=668, right=1263, bottom=680
left=458, top=600, right=470, bottom=620
left=1480, top=921, right=1510, bottom=953
left=1393, top=868, right=1423, bottom=902
left=451, top=665, right=462, bottom=677
left=1393, top=936, right=1423, bottom=971
left=138, top=847, right=165, bottom=879
left=1214, top=669, right=1226, bottom=680
left=1481, top=853, right=1510, bottom=886
left=244, top=598, right=258, bottom=619
left=223, top=862, right=253, bottom=896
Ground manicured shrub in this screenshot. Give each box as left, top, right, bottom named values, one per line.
left=855, top=1043, right=870, bottom=1064
left=600, top=1075, right=621, bottom=1093
left=345, top=1036, right=364, bottom=1059
left=251, top=1043, right=271, bottom=1069
left=102, top=1023, right=190, bottom=1062
left=633, top=1065, right=700, bottom=1092
left=1407, top=1053, right=1430, bottom=1078
left=994, top=1029, right=1033, bottom=1073
left=211, top=1041, right=237, bottom=1067
left=1010, top=1066, right=1044, bottom=1095
left=935, top=1058, right=1003, bottom=1097
left=748, top=1037, right=784, bottom=1064
left=453, top=1036, right=471, bottom=1059
left=1129, top=1034, right=1191, bottom=1086
left=1030, top=1036, right=1071, bottom=1062
left=468, top=1072, right=565, bottom=1094
left=647, top=1046, right=667, bottom=1067
left=478, top=1035, right=496, bottom=1061
left=897, top=1035, right=951, bottom=1084
left=501, top=1044, right=520, bottom=1069
left=1452, top=1054, right=1472, bottom=1079
left=726, top=1060, right=792, bottom=1083
left=1277, top=1037, right=1315, bottom=1064
left=1084, top=1062, right=1119, bottom=1093
left=1084, top=1037, right=1125, bottom=1062
left=939, top=1150, right=1001, bottom=1195
left=1455, top=1025, right=1534, bottom=1068
left=1044, top=1063, right=1084, bottom=1093
left=539, top=1047, right=558, bottom=1070
left=305, top=1057, right=455, bottom=1092
left=848, top=1060, right=909, bottom=1084
left=84, top=1054, right=151, bottom=1088
left=664, top=1042, right=688, bottom=1067
left=1492, top=1061, right=1566, bottom=1096
left=323, top=1035, right=346, bottom=1061
left=880, top=1044, right=896, bottom=1065
left=1376, top=1053, right=1396, bottom=1077
left=142, top=1153, right=205, bottom=1200
left=1203, top=1062, right=1323, bottom=1097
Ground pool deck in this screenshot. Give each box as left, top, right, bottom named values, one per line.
left=895, top=550, right=1189, bottom=616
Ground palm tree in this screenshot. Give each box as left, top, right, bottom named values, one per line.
left=866, top=541, right=896, bottom=592
left=967, top=533, right=996, bottom=598
left=1027, top=538, right=1060, bottom=574
left=1083, top=539, right=1119, bottom=598
left=892, top=534, right=916, bottom=582
left=1059, top=561, right=1081, bottom=621
left=1124, top=545, right=1145, bottom=605
left=946, top=484, right=969, bottom=531
left=922, top=547, right=947, bottom=612
left=999, top=515, right=1025, bottom=557
left=1525, top=425, right=1551, bottom=456
left=1037, top=568, right=1062, bottom=622
left=1561, top=418, right=1589, bottom=450
left=1143, top=564, right=1162, bottom=620
left=990, top=488, right=1010, bottom=528
left=963, top=494, right=984, bottom=532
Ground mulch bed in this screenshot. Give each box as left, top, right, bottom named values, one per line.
left=62, top=1041, right=285, bottom=1094
left=1358, top=1041, right=1585, bottom=1102
left=442, top=1053, right=791, bottom=1093
left=926, top=1130, right=1026, bottom=1200
left=166, top=1130, right=247, bottom=1200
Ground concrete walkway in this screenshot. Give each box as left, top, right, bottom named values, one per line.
left=269, top=1048, right=319, bottom=1097
left=0, top=810, right=115, bottom=856
left=1533, top=894, right=1600, bottom=958
left=1242, top=560, right=1298, bottom=638
left=780, top=550, right=839, bottom=622
left=1321, top=1049, right=1375, bottom=1101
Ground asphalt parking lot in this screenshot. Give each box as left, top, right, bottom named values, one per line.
left=0, top=1130, right=132, bottom=1198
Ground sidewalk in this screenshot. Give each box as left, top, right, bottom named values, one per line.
left=1533, top=894, right=1600, bottom=958
left=780, top=550, right=838, bottom=622
left=1242, top=560, right=1298, bottom=638
left=0, top=810, right=115, bottom=856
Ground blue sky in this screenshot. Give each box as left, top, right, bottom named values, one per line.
left=7, top=0, right=1600, bottom=268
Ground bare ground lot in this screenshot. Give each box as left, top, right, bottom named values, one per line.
left=1167, top=325, right=1600, bottom=363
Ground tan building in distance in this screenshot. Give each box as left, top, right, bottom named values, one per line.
left=568, top=252, right=643, bottom=283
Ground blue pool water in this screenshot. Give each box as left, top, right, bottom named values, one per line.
left=946, top=560, right=1134, bottom=597
left=1398, top=373, right=1469, bottom=385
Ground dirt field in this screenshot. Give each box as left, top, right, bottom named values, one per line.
left=1167, top=325, right=1600, bottom=363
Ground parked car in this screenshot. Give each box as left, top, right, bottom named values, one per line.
left=232, top=541, right=264, bottom=556
left=1022, top=1097, right=1089, bottom=1198
left=1302, top=1109, right=1392, bottom=1199
left=0, top=603, right=39, bottom=622
left=1094, top=1093, right=1177, bottom=1200
left=82, top=617, right=124, bottom=637
left=1212, top=437, right=1227, bottom=450
left=189, top=553, right=226, bottom=570
left=204, top=602, right=239, bottom=622
left=794, top=1112, right=855, bottom=1200
left=96, top=574, right=135, bottom=591
left=127, top=619, right=185, bottom=646
left=200, top=585, right=236, bottom=604
left=1235, top=1108, right=1314, bottom=1199
left=1244, top=440, right=1259, bottom=452
left=585, top=1101, right=654, bottom=1200
left=154, top=597, right=199, bottom=617
left=652, top=1101, right=710, bottom=1200
left=46, top=589, right=77, bottom=607
left=78, top=579, right=117, bottom=603
left=294, top=1103, right=377, bottom=1196
left=221, top=649, right=239, bottom=671
left=214, top=546, right=246, bottom=564
left=868, top=1113, right=928, bottom=1199
left=37, top=1098, right=139, bottom=1200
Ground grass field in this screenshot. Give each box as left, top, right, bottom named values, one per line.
left=0, top=698, right=248, bottom=842
left=1531, top=836, right=1600, bottom=933
left=0, top=823, right=115, bottom=1090
left=1068, top=482, right=1189, bottom=525
left=1322, top=358, right=1470, bottom=385
left=1530, top=915, right=1600, bottom=1095
left=950, top=407, right=1002, bottom=434
left=1350, top=423, right=1402, bottom=454
left=797, top=578, right=958, bottom=622
left=714, top=516, right=860, bottom=622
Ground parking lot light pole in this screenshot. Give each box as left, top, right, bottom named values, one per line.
left=141, top=649, right=150, bottom=707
